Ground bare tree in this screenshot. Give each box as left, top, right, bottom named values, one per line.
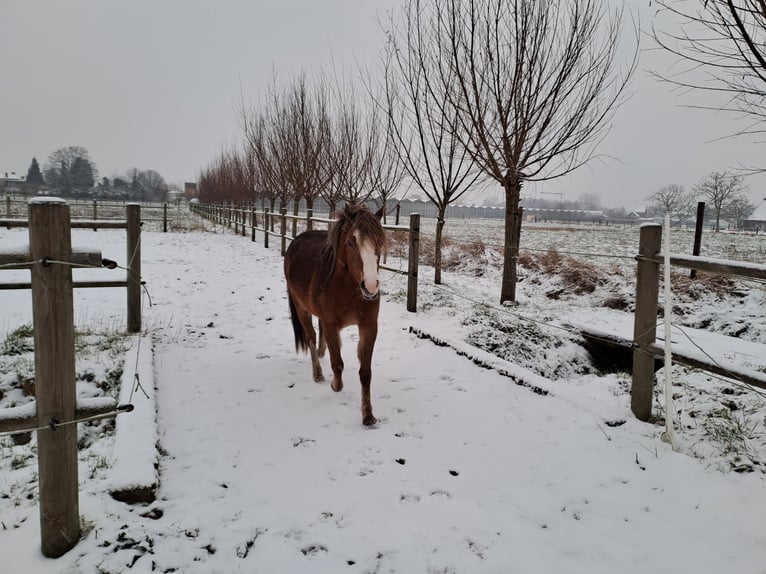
left=651, top=0, right=766, bottom=163
left=241, top=83, right=294, bottom=218
left=327, top=83, right=375, bottom=206
left=366, top=99, right=406, bottom=226
left=422, top=0, right=637, bottom=302
left=383, top=0, right=482, bottom=283
left=44, top=146, right=98, bottom=194
left=646, top=183, right=696, bottom=224
left=282, top=72, right=330, bottom=224
left=693, top=170, right=749, bottom=231
left=724, top=194, right=757, bottom=229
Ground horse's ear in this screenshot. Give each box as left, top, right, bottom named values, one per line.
left=374, top=206, right=384, bottom=220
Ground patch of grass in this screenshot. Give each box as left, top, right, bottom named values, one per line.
left=88, top=455, right=113, bottom=479
left=1, top=324, right=34, bottom=356
left=519, top=250, right=612, bottom=295
left=702, top=408, right=758, bottom=456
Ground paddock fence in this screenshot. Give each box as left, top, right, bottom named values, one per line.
left=630, top=223, right=766, bottom=421
left=0, top=199, right=136, bottom=557
left=190, top=203, right=421, bottom=312
left=3, top=195, right=185, bottom=233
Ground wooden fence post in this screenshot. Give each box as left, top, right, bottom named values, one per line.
left=632, top=223, right=662, bottom=421
left=5, top=196, right=10, bottom=229
left=163, top=203, right=168, bottom=233
left=28, top=198, right=80, bottom=558
left=395, top=203, right=400, bottom=226
left=264, top=207, right=270, bottom=249
left=126, top=204, right=142, bottom=333
left=307, top=208, right=313, bottom=232
left=251, top=208, right=256, bottom=242
left=92, top=200, right=98, bottom=231
left=690, top=201, right=705, bottom=279
left=280, top=207, right=287, bottom=256
left=407, top=213, right=420, bottom=313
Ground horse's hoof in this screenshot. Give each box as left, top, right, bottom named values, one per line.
left=362, top=414, right=377, bottom=426
left=330, top=378, right=343, bottom=392
left=314, top=373, right=325, bottom=383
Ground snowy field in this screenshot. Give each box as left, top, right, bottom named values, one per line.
left=1, top=211, right=765, bottom=573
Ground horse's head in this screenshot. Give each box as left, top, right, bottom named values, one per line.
left=332, top=204, right=386, bottom=301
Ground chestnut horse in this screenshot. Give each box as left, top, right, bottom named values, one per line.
left=284, top=203, right=386, bottom=426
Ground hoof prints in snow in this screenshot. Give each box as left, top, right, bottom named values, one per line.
left=291, top=436, right=316, bottom=447
left=301, top=543, right=328, bottom=557
left=235, top=528, right=265, bottom=559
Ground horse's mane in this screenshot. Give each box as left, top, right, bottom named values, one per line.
left=319, top=203, right=386, bottom=283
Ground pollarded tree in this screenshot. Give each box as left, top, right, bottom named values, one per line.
left=26, top=157, right=44, bottom=187
left=282, top=72, right=330, bottom=217
left=383, top=1, right=481, bottom=283
left=419, top=0, right=638, bottom=303
left=693, top=171, right=749, bottom=231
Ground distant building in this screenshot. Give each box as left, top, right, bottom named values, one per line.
left=0, top=171, right=26, bottom=193
left=184, top=182, right=199, bottom=200
left=743, top=201, right=766, bottom=232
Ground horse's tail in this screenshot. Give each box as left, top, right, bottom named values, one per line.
left=287, top=291, right=308, bottom=354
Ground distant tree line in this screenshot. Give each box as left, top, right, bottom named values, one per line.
left=14, top=145, right=173, bottom=202
left=645, top=171, right=756, bottom=232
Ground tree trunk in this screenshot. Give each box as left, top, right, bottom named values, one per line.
left=500, top=179, right=522, bottom=304
left=434, top=209, right=446, bottom=285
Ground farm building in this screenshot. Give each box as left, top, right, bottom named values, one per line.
left=743, top=201, right=766, bottom=232
left=0, top=171, right=25, bottom=192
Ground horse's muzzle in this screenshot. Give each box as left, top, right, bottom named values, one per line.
left=360, top=281, right=380, bottom=301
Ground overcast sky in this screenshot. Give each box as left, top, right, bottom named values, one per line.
left=1, top=0, right=764, bottom=209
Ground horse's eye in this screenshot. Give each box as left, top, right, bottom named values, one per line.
left=348, top=236, right=357, bottom=248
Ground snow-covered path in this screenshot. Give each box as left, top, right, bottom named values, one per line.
left=2, top=227, right=765, bottom=573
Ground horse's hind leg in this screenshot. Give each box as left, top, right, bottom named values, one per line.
left=357, top=323, right=379, bottom=426
left=298, top=310, right=324, bottom=382
left=317, top=320, right=326, bottom=358
left=323, top=324, right=344, bottom=392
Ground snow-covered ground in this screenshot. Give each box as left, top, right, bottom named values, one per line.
left=1, top=212, right=765, bottom=573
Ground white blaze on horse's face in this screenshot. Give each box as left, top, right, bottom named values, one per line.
left=355, top=230, right=380, bottom=299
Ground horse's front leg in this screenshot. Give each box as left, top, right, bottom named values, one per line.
left=357, top=322, right=378, bottom=426
left=323, top=324, right=344, bottom=392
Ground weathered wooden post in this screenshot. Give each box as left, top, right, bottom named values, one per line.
left=264, top=207, right=270, bottom=249
left=28, top=198, right=80, bottom=558
left=306, top=207, right=313, bottom=232
left=163, top=203, right=168, bottom=233
left=632, top=223, right=662, bottom=421
left=251, top=208, right=256, bottom=242
left=241, top=208, right=246, bottom=237
left=395, top=203, right=401, bottom=226
left=690, top=201, right=705, bottom=279
left=126, top=204, right=142, bottom=333
left=407, top=213, right=420, bottom=313
left=92, top=200, right=98, bottom=231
